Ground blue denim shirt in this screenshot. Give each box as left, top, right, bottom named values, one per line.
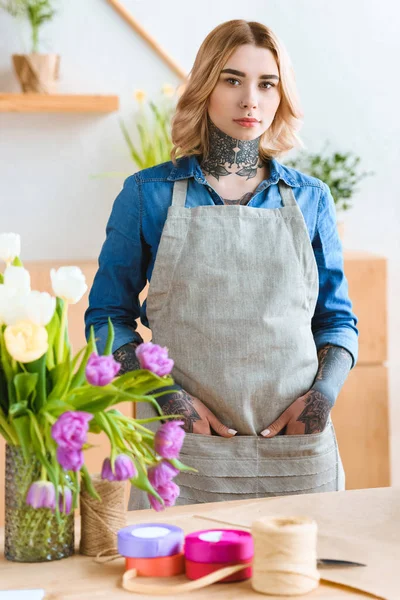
left=85, top=155, right=359, bottom=368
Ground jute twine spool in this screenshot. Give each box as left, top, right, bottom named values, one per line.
left=251, top=516, right=320, bottom=596
left=79, top=473, right=126, bottom=557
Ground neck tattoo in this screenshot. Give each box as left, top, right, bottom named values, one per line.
left=200, top=116, right=264, bottom=182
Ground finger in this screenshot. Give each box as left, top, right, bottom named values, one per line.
left=192, top=420, right=212, bottom=435
left=261, top=413, right=289, bottom=437
left=207, top=412, right=237, bottom=438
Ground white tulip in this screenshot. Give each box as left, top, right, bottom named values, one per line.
left=0, top=233, right=21, bottom=265
left=0, top=285, right=18, bottom=326
left=4, top=265, right=31, bottom=293
left=24, top=290, right=56, bottom=326
left=50, top=266, right=88, bottom=304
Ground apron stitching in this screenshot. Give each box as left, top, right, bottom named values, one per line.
left=178, top=475, right=339, bottom=499
left=147, top=223, right=191, bottom=315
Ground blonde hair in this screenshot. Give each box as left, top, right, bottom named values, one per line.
left=170, top=19, right=304, bottom=166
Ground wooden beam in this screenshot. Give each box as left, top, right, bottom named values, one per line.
left=106, top=0, right=187, bottom=80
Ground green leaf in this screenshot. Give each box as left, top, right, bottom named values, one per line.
left=120, top=119, right=145, bottom=169
left=9, top=401, right=28, bottom=418
left=28, top=411, right=46, bottom=456
left=168, top=457, right=198, bottom=474
left=40, top=399, right=75, bottom=417
left=103, top=317, right=114, bottom=356
left=25, top=354, right=47, bottom=412
left=11, top=256, right=23, bottom=267
left=0, top=407, right=18, bottom=445
left=13, top=372, right=38, bottom=405
left=12, top=415, right=31, bottom=462
left=81, top=465, right=101, bottom=502
left=0, top=328, right=13, bottom=382
left=130, top=456, right=163, bottom=504
left=48, top=357, right=72, bottom=401
left=46, top=307, right=61, bottom=370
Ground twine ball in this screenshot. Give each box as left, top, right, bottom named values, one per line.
left=79, top=473, right=126, bottom=557
left=251, top=515, right=320, bottom=596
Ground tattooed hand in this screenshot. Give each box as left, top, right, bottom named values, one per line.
left=260, top=344, right=353, bottom=437
left=113, top=341, right=141, bottom=375
left=161, top=389, right=237, bottom=437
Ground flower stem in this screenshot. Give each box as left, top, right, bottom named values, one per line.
left=57, top=301, right=68, bottom=364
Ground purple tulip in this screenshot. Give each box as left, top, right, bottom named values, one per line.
left=101, top=454, right=137, bottom=481
left=135, top=342, right=174, bottom=376
left=154, top=420, right=185, bottom=459
left=148, top=461, right=179, bottom=488
left=26, top=481, right=56, bottom=510
left=57, top=446, right=84, bottom=471
left=58, top=486, right=73, bottom=514
left=148, top=480, right=180, bottom=512
left=85, top=352, right=121, bottom=386
left=51, top=410, right=93, bottom=450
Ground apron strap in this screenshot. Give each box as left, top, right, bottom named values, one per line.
left=172, top=178, right=296, bottom=208
left=278, top=180, right=297, bottom=207
left=172, top=179, right=189, bottom=207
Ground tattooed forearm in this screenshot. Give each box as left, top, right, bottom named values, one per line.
left=312, top=344, right=353, bottom=406
left=161, top=390, right=201, bottom=433
left=296, top=390, right=332, bottom=434
left=295, top=344, right=353, bottom=434
left=113, top=341, right=141, bottom=375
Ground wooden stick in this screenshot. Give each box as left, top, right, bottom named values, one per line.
left=106, top=0, right=187, bottom=80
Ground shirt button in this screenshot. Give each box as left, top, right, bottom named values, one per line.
left=207, top=187, right=212, bottom=191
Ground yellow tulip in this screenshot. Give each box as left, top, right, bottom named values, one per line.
left=4, top=321, right=48, bottom=363
left=133, top=89, right=147, bottom=105
left=161, top=83, right=176, bottom=98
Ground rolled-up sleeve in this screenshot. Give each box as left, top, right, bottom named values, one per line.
left=311, top=182, right=359, bottom=368
left=84, top=174, right=149, bottom=354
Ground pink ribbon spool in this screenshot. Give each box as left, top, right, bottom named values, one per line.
left=184, top=529, right=254, bottom=582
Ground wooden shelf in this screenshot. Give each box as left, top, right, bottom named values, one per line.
left=0, top=93, right=119, bottom=113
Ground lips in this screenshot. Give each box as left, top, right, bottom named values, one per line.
left=234, top=118, right=259, bottom=123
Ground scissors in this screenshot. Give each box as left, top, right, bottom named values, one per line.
left=317, top=559, right=366, bottom=568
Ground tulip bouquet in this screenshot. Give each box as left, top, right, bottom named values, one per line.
left=0, top=232, right=192, bottom=561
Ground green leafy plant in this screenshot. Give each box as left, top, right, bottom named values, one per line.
left=285, top=142, right=374, bottom=213
left=0, top=0, right=56, bottom=53
left=120, top=86, right=178, bottom=170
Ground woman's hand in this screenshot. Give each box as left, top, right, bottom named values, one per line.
left=260, top=389, right=333, bottom=437
left=161, top=389, right=237, bottom=437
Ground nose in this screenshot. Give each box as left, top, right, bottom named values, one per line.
left=240, top=98, right=258, bottom=110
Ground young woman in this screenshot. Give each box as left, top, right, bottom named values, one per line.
left=85, top=20, right=358, bottom=509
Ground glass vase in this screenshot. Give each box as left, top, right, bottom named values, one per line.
left=4, top=443, right=75, bottom=562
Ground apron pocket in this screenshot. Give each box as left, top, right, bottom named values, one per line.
left=179, top=432, right=258, bottom=478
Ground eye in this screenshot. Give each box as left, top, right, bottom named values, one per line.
left=226, top=77, right=241, bottom=86
left=225, top=78, right=275, bottom=90
left=261, top=82, right=275, bottom=89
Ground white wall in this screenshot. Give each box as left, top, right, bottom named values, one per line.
left=1, top=0, right=399, bottom=473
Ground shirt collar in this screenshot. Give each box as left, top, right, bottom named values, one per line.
left=167, top=154, right=299, bottom=187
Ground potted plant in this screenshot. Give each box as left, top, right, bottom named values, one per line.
left=0, top=232, right=193, bottom=562
left=120, top=84, right=181, bottom=170
left=0, top=0, right=60, bottom=93
left=285, top=142, right=374, bottom=241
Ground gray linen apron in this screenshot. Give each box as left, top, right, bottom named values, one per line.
left=128, top=177, right=345, bottom=510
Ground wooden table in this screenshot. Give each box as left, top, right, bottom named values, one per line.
left=0, top=488, right=396, bottom=599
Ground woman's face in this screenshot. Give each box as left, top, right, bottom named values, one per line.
left=207, top=44, right=281, bottom=140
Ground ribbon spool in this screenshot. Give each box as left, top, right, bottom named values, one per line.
left=118, top=524, right=185, bottom=577
left=185, top=529, right=253, bottom=582
left=251, top=516, right=320, bottom=596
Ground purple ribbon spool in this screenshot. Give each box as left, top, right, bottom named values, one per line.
left=117, top=523, right=184, bottom=558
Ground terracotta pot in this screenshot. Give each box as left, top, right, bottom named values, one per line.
left=12, top=53, right=60, bottom=94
